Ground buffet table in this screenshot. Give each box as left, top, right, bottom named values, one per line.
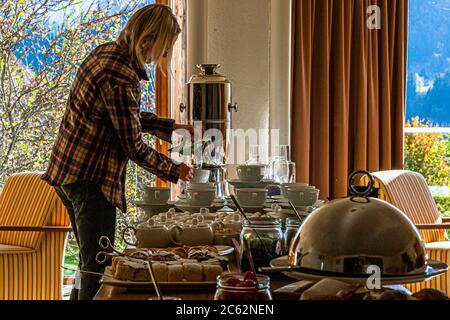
left=94, top=248, right=294, bottom=300
left=94, top=277, right=293, bottom=300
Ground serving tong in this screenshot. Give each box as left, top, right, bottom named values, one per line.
left=95, top=235, right=127, bottom=265
left=62, top=236, right=124, bottom=279
left=95, top=235, right=169, bottom=299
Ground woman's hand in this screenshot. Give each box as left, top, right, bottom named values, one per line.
left=173, top=123, right=194, bottom=135
left=178, top=163, right=194, bottom=181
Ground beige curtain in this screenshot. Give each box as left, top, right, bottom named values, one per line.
left=291, top=0, right=408, bottom=200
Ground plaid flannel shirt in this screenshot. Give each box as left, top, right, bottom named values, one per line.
left=42, top=41, right=180, bottom=212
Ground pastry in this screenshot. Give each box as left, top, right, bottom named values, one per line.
left=202, top=245, right=218, bottom=253
left=375, top=290, right=409, bottom=300
left=151, top=262, right=168, bottom=282
left=300, top=279, right=350, bottom=300
left=302, top=294, right=342, bottom=300
left=151, top=250, right=180, bottom=261
left=183, top=263, right=203, bottom=282
left=168, top=264, right=184, bottom=282
left=170, top=247, right=188, bottom=258
left=187, top=249, right=212, bottom=261
left=111, top=256, right=126, bottom=274
left=272, top=281, right=316, bottom=300
left=114, top=257, right=149, bottom=282
left=413, top=288, right=449, bottom=300
left=336, top=285, right=369, bottom=300
left=129, top=250, right=150, bottom=260
left=202, top=264, right=223, bottom=281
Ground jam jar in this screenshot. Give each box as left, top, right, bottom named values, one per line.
left=283, top=217, right=301, bottom=254
left=239, top=217, right=283, bottom=271
left=214, top=273, right=272, bottom=300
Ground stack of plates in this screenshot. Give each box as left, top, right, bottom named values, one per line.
left=228, top=179, right=277, bottom=189
left=174, top=197, right=226, bottom=213
left=267, top=196, right=325, bottom=209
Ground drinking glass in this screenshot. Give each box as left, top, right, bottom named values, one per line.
left=280, top=145, right=296, bottom=183
left=270, top=156, right=289, bottom=183
left=246, top=144, right=268, bottom=165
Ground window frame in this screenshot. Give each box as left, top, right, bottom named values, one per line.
left=155, top=0, right=186, bottom=187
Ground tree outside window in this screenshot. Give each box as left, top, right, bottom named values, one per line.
left=0, top=0, right=158, bottom=277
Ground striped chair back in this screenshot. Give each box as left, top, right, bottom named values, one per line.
left=0, top=172, right=57, bottom=249
left=371, top=170, right=448, bottom=243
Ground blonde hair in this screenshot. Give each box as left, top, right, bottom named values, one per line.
left=117, top=4, right=181, bottom=72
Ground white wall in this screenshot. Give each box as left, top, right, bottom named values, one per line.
left=187, top=0, right=291, bottom=166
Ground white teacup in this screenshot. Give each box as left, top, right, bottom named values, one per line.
left=191, top=168, right=211, bottom=183
left=280, top=182, right=309, bottom=196
left=142, top=187, right=170, bottom=204
left=236, top=188, right=267, bottom=207
left=186, top=188, right=216, bottom=206
left=236, top=165, right=266, bottom=182
left=287, top=186, right=319, bottom=207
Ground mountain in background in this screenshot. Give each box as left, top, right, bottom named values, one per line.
left=407, top=0, right=450, bottom=126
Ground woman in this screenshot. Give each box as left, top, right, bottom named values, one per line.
left=42, top=4, right=193, bottom=300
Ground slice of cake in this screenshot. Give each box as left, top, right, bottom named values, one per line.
left=167, top=264, right=184, bottom=282
left=183, top=263, right=203, bottom=282
left=114, top=257, right=149, bottom=282
left=202, top=264, right=223, bottom=282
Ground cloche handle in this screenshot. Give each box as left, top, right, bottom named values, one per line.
left=348, top=170, right=375, bottom=197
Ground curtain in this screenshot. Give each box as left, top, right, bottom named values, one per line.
left=291, top=0, right=408, bottom=200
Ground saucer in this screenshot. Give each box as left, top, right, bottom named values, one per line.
left=216, top=206, right=236, bottom=213
left=263, top=207, right=309, bottom=217
left=228, top=179, right=277, bottom=189
left=174, top=202, right=223, bottom=213
left=133, top=201, right=174, bottom=217
left=228, top=204, right=265, bottom=213
left=270, top=195, right=288, bottom=201
left=266, top=199, right=325, bottom=208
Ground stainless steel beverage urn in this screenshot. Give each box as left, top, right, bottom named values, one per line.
left=180, top=64, right=238, bottom=197
left=180, top=64, right=238, bottom=153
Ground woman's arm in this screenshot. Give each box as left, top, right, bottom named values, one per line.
left=140, top=112, right=194, bottom=142
left=139, top=112, right=175, bottom=142
left=100, top=81, right=180, bottom=183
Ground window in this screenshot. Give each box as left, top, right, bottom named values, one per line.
left=405, top=0, right=450, bottom=217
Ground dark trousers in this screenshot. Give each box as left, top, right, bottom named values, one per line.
left=55, top=181, right=116, bottom=300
